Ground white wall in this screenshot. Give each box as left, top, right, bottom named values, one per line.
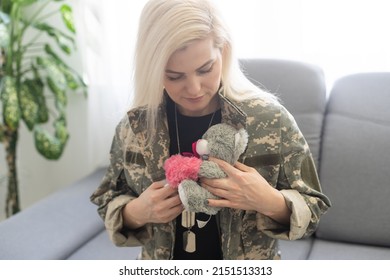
left=214, top=0, right=390, bottom=90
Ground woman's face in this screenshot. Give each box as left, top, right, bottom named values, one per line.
left=164, top=37, right=223, bottom=116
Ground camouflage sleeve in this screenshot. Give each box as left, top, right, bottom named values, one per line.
left=90, top=115, right=151, bottom=247
left=257, top=105, right=331, bottom=240
left=90, top=115, right=133, bottom=220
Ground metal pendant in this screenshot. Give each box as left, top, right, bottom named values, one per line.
left=181, top=210, right=195, bottom=228
left=183, top=230, right=196, bottom=253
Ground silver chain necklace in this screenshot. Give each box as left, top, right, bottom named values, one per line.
left=174, top=103, right=215, bottom=253
left=174, top=104, right=216, bottom=155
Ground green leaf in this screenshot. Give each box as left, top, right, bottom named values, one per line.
left=44, top=44, right=61, bottom=61
left=54, top=116, right=68, bottom=143
left=60, top=4, right=75, bottom=34
left=36, top=98, right=49, bottom=122
left=0, top=76, right=21, bottom=130
left=31, top=64, right=49, bottom=123
left=37, top=56, right=67, bottom=91
left=44, top=44, right=84, bottom=90
left=32, top=22, right=74, bottom=54
left=19, top=78, right=49, bottom=130
left=34, top=117, right=69, bottom=160
left=61, top=67, right=79, bottom=90
left=34, top=128, right=65, bottom=160
left=36, top=56, right=69, bottom=108
left=47, top=77, right=67, bottom=108
left=19, top=81, right=39, bottom=130
left=54, top=32, right=72, bottom=54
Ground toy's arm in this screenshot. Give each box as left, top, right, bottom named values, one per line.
left=198, top=161, right=226, bottom=179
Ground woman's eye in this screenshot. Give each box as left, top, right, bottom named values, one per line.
left=198, top=65, right=213, bottom=75
left=166, top=75, right=182, bottom=81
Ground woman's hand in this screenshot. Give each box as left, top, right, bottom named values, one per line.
left=122, top=180, right=183, bottom=229
left=201, top=158, right=291, bottom=224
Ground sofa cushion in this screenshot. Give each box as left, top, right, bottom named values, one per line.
left=308, top=239, right=390, bottom=260
left=67, top=229, right=141, bottom=260
left=317, top=73, right=390, bottom=247
left=240, top=58, right=326, bottom=169
left=278, top=238, right=314, bottom=260
left=0, top=168, right=107, bottom=259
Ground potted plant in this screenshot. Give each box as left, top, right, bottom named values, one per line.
left=0, top=0, right=86, bottom=217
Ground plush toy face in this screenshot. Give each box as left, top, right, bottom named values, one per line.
left=200, top=123, right=248, bottom=164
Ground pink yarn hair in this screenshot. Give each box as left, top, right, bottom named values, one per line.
left=163, top=154, right=202, bottom=188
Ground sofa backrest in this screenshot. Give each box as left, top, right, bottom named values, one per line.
left=316, top=72, right=390, bottom=247
left=240, top=58, right=327, bottom=169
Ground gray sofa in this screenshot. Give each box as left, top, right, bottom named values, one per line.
left=1, top=59, right=389, bottom=260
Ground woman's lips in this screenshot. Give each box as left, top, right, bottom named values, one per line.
left=186, top=96, right=204, bottom=103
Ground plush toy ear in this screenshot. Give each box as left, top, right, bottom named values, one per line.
left=196, top=139, right=209, bottom=156
left=234, top=128, right=249, bottom=158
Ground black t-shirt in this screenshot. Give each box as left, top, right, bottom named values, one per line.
left=166, top=97, right=223, bottom=260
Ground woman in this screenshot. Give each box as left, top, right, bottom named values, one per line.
left=90, top=0, right=331, bottom=260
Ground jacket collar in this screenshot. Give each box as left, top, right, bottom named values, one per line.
left=218, top=92, right=247, bottom=130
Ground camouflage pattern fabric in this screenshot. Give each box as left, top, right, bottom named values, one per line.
left=90, top=92, right=331, bottom=260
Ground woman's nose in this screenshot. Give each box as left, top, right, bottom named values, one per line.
left=185, top=76, right=201, bottom=95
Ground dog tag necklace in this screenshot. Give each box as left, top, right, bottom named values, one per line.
left=182, top=210, right=196, bottom=253
left=175, top=104, right=216, bottom=253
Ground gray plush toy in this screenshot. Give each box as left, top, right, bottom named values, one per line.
left=164, top=123, right=248, bottom=215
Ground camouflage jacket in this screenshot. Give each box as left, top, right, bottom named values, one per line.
left=90, top=93, right=331, bottom=260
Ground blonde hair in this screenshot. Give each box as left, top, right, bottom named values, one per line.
left=132, top=0, right=274, bottom=142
